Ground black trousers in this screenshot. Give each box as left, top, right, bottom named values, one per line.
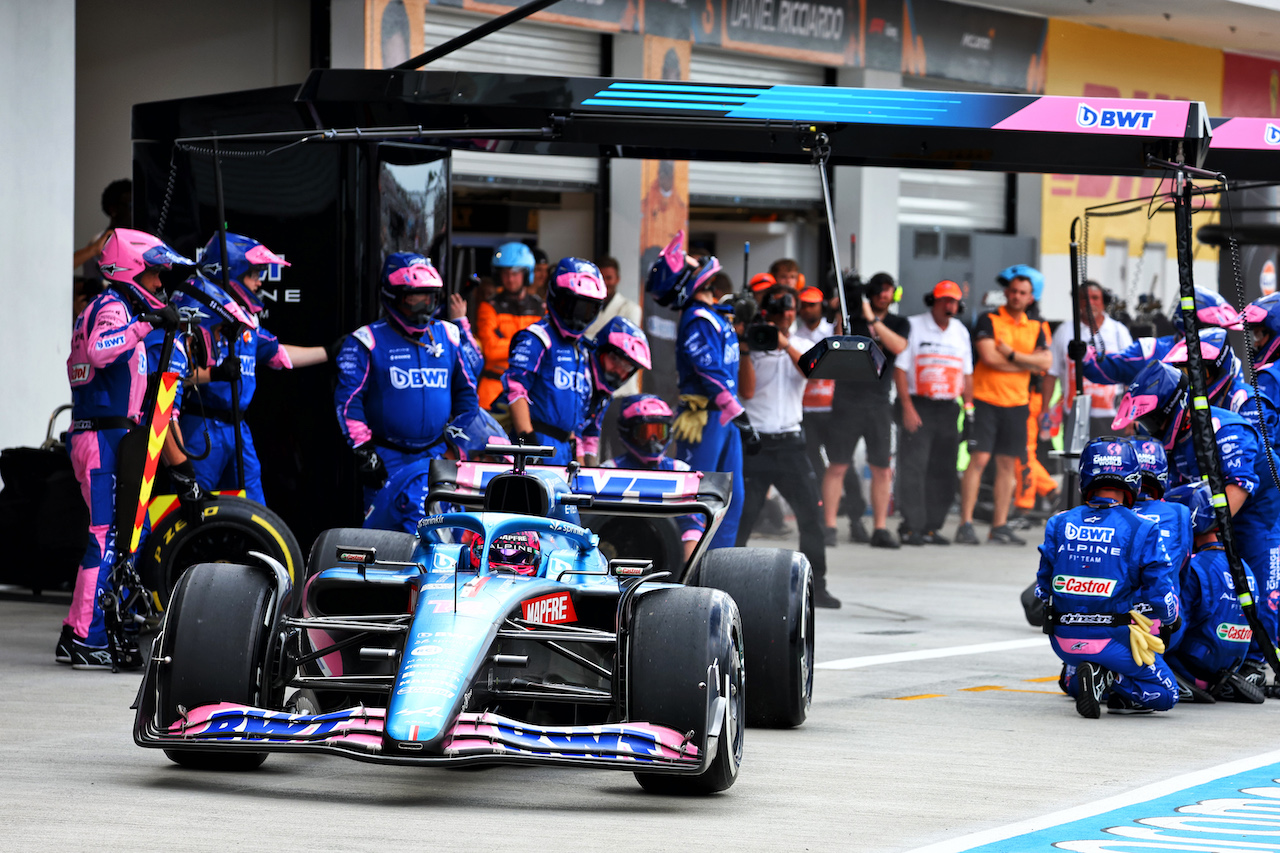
left=896, top=397, right=961, bottom=535
left=734, top=431, right=828, bottom=582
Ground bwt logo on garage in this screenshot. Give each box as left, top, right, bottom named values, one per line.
left=390, top=366, right=449, bottom=389
left=1076, top=103, right=1156, bottom=130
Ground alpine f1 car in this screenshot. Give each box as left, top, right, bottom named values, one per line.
left=133, top=445, right=814, bottom=794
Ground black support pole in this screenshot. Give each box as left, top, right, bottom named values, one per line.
left=212, top=137, right=247, bottom=493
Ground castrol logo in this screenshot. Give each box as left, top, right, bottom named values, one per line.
left=1052, top=575, right=1116, bottom=597
left=1216, top=623, right=1252, bottom=642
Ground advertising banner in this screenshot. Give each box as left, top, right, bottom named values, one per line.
left=1223, top=51, right=1280, bottom=118
left=904, top=0, right=1046, bottom=93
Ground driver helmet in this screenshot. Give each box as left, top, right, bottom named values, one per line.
left=380, top=252, right=444, bottom=338
left=1170, top=286, right=1243, bottom=335
left=1112, top=361, right=1190, bottom=448
left=1079, top=436, right=1142, bottom=505
left=616, top=394, right=675, bottom=463
left=591, top=317, right=651, bottom=394
left=1243, top=292, right=1280, bottom=366
left=646, top=230, right=722, bottom=310
left=473, top=530, right=541, bottom=576
left=98, top=228, right=193, bottom=311
left=1131, top=437, right=1169, bottom=499
left=199, top=232, right=290, bottom=315
left=492, top=241, right=535, bottom=284
left=1161, top=327, right=1241, bottom=406
left=996, top=264, right=1044, bottom=301
left=546, top=257, right=607, bottom=340
left=1166, top=482, right=1219, bottom=536
left=443, top=409, right=510, bottom=461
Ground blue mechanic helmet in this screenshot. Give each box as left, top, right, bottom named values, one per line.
left=1079, top=436, right=1142, bottom=504
left=1166, top=482, right=1219, bottom=536
left=492, top=241, right=535, bottom=275
left=443, top=409, right=510, bottom=461
left=646, top=230, right=723, bottom=310
left=199, top=232, right=290, bottom=315
left=996, top=264, right=1044, bottom=301
left=1112, top=361, right=1190, bottom=445
left=1244, top=292, right=1280, bottom=365
left=1169, top=286, right=1243, bottom=336
left=1130, top=437, right=1169, bottom=498
left=1160, top=326, right=1241, bottom=406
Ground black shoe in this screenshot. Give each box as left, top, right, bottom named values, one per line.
left=921, top=530, right=950, bottom=546
left=824, top=526, right=838, bottom=548
left=1174, top=672, right=1216, bottom=704
left=988, top=525, right=1027, bottom=546
left=1106, top=693, right=1154, bottom=715
left=814, top=586, right=842, bottom=609
left=1239, top=658, right=1268, bottom=689
left=1212, top=670, right=1266, bottom=704
left=870, top=528, right=900, bottom=549
left=1005, top=515, right=1034, bottom=531
left=848, top=518, right=871, bottom=544
left=900, top=528, right=924, bottom=546
left=1076, top=662, right=1114, bottom=719
left=55, top=626, right=73, bottom=665
left=70, top=639, right=113, bottom=671
left=954, top=522, right=980, bottom=545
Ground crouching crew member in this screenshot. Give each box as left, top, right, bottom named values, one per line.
left=1037, top=437, right=1178, bottom=718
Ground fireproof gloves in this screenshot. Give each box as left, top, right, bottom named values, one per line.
left=732, top=411, right=762, bottom=456
left=673, top=394, right=710, bottom=444
left=353, top=444, right=388, bottom=490
left=208, top=354, right=241, bottom=384
left=1128, top=609, right=1166, bottom=667
left=141, top=304, right=182, bottom=331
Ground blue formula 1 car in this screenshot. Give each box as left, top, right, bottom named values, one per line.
left=133, top=446, right=814, bottom=794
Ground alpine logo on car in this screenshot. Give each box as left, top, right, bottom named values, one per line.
left=522, top=592, right=577, bottom=625
left=390, top=366, right=448, bottom=390
left=1052, top=575, right=1116, bottom=597
left=1267, top=123, right=1280, bottom=146
left=1064, top=524, right=1115, bottom=543
left=1216, top=623, right=1252, bottom=642
left=1076, top=103, right=1156, bottom=130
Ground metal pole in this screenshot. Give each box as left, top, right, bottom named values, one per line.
left=212, top=137, right=247, bottom=492
left=394, top=0, right=564, bottom=70
left=815, top=138, right=851, bottom=332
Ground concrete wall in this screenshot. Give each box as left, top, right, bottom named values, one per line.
left=0, top=0, right=76, bottom=450
left=74, top=0, right=312, bottom=249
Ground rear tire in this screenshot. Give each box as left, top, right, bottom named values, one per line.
left=695, top=547, right=813, bottom=728
left=630, top=587, right=745, bottom=795
left=158, top=562, right=280, bottom=770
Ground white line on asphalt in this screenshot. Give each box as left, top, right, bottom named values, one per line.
left=898, top=747, right=1280, bottom=853
left=815, top=637, right=1049, bottom=670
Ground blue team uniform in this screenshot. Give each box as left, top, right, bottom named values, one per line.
left=1082, top=337, right=1176, bottom=387
left=1250, top=363, right=1280, bottom=441
left=334, top=317, right=479, bottom=508
left=502, top=319, right=594, bottom=465
left=604, top=452, right=707, bottom=543
left=1131, top=496, right=1191, bottom=651
left=674, top=303, right=745, bottom=549
left=1166, top=544, right=1258, bottom=687
left=1037, top=498, right=1178, bottom=711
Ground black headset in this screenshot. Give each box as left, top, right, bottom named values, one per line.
left=924, top=290, right=965, bottom=316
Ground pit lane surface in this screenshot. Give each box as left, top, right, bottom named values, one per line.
left=6, top=523, right=1280, bottom=852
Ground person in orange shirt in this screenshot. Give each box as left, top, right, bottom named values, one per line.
left=475, top=242, right=545, bottom=409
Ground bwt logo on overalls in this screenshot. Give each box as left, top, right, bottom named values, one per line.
left=553, top=366, right=590, bottom=392
left=390, top=366, right=448, bottom=389
left=1064, top=523, right=1115, bottom=543
left=1076, top=104, right=1156, bottom=130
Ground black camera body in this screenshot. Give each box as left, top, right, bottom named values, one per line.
left=745, top=321, right=781, bottom=352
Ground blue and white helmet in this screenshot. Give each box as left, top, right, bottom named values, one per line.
left=646, top=230, right=722, bottom=310
left=1166, top=481, right=1218, bottom=536
left=1112, top=361, right=1190, bottom=447
left=1161, top=326, right=1241, bottom=406
left=1169, top=286, right=1243, bottom=336
left=1130, top=437, right=1169, bottom=498
left=1079, top=437, right=1142, bottom=503
left=443, top=409, right=510, bottom=461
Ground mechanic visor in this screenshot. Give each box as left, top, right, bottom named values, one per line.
left=630, top=421, right=671, bottom=444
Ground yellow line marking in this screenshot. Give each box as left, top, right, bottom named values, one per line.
left=890, top=694, right=946, bottom=701
left=1025, top=676, right=1060, bottom=683
left=960, top=685, right=1005, bottom=692
left=1001, top=688, right=1063, bottom=695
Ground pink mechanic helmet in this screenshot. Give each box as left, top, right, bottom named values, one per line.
left=99, top=228, right=194, bottom=309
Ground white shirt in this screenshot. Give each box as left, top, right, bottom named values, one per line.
left=743, top=337, right=814, bottom=434
left=895, top=312, right=973, bottom=399
left=1049, top=315, right=1133, bottom=418
left=794, top=318, right=835, bottom=413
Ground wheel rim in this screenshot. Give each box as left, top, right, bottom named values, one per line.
left=727, top=621, right=746, bottom=767
left=799, top=571, right=815, bottom=711
left=163, top=523, right=275, bottom=597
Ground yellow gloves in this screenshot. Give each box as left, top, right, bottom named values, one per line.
left=1127, top=610, right=1166, bottom=667
left=673, top=394, right=710, bottom=445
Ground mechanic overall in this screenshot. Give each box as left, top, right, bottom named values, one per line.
left=334, top=253, right=480, bottom=511
left=176, top=233, right=328, bottom=504
left=1114, top=361, right=1280, bottom=687
left=1242, top=292, right=1280, bottom=439
left=476, top=242, right=545, bottom=409
left=1164, top=481, right=1265, bottom=704
left=503, top=257, right=607, bottom=465
left=60, top=228, right=195, bottom=670
left=1048, top=280, right=1133, bottom=439
left=578, top=316, right=651, bottom=466
left=894, top=281, right=973, bottom=546
left=1130, top=438, right=1191, bottom=651
left=1036, top=437, right=1178, bottom=718
left=603, top=394, right=706, bottom=561
left=736, top=286, right=839, bottom=608
left=645, top=231, right=760, bottom=550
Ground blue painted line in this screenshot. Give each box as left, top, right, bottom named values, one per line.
left=903, top=749, right=1280, bottom=852
left=606, top=82, right=766, bottom=95
left=581, top=99, right=742, bottom=112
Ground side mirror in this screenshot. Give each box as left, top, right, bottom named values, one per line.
left=798, top=335, right=886, bottom=381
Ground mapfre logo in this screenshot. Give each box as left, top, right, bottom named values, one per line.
left=1052, top=575, right=1117, bottom=597
left=1076, top=103, right=1156, bottom=130
left=390, top=366, right=448, bottom=390
left=1064, top=523, right=1115, bottom=544
left=522, top=592, right=577, bottom=625
left=1216, top=623, right=1252, bottom=642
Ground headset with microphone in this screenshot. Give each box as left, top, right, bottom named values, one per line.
left=924, top=280, right=966, bottom=316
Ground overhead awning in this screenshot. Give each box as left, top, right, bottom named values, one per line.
left=1206, top=117, right=1280, bottom=180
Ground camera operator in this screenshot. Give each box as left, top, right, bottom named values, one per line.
left=826, top=272, right=910, bottom=548
left=737, top=286, right=840, bottom=608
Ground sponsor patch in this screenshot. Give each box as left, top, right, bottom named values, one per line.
left=1052, top=575, right=1117, bottom=597
left=1064, top=524, right=1115, bottom=544
left=69, top=363, right=91, bottom=384
left=522, top=591, right=577, bottom=625
left=95, top=333, right=126, bottom=351
left=390, top=366, right=448, bottom=390
left=1216, top=623, right=1252, bottom=642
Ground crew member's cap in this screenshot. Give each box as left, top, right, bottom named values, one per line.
left=749, top=272, right=777, bottom=292
left=798, top=286, right=825, bottom=304
left=932, top=280, right=963, bottom=300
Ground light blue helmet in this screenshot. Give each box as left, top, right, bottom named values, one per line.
left=996, top=264, right=1044, bottom=301
left=492, top=241, right=535, bottom=276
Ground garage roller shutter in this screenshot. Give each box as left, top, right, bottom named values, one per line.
left=686, top=48, right=825, bottom=206
left=422, top=7, right=601, bottom=188
left=898, top=169, right=1008, bottom=231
